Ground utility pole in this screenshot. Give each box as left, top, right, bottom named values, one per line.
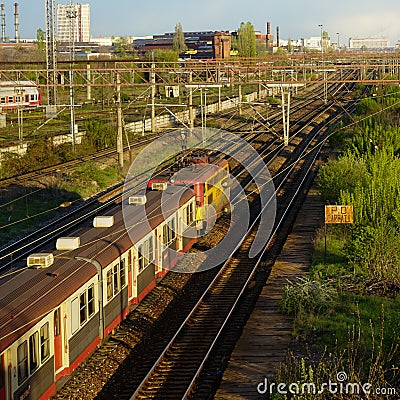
left=150, top=52, right=156, bottom=133
left=67, top=0, right=77, bottom=151
left=188, top=71, right=194, bottom=129
left=116, top=72, right=124, bottom=169
left=45, top=0, right=57, bottom=117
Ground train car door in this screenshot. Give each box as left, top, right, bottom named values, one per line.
left=128, top=250, right=133, bottom=299
left=0, top=353, right=5, bottom=400
left=54, top=308, right=63, bottom=372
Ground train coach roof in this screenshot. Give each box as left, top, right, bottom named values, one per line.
left=0, top=186, right=194, bottom=352
left=61, top=186, right=194, bottom=268
left=0, top=80, right=37, bottom=87
left=0, top=257, right=93, bottom=353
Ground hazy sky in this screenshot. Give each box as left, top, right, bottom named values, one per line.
left=2, top=0, right=399, bottom=45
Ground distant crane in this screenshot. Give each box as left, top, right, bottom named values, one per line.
left=45, top=0, right=57, bottom=109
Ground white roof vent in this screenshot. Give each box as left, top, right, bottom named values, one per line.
left=93, top=215, right=114, bottom=228
left=27, top=253, right=54, bottom=269
left=151, top=182, right=168, bottom=191
left=56, top=237, right=80, bottom=251
left=128, top=195, right=147, bottom=205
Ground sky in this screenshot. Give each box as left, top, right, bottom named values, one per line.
left=1, top=0, right=399, bottom=46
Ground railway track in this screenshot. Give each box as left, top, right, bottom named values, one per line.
left=52, top=78, right=356, bottom=399
left=0, top=133, right=162, bottom=188
left=129, top=99, right=346, bottom=400
left=0, top=80, right=334, bottom=269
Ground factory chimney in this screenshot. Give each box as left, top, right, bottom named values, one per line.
left=276, top=26, right=280, bottom=48
left=14, top=2, right=19, bottom=43
left=266, top=21, right=270, bottom=47
left=266, top=21, right=273, bottom=51
left=1, top=4, right=5, bottom=42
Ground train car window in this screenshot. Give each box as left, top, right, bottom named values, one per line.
left=106, top=270, right=113, bottom=301
left=17, top=341, right=28, bottom=384
left=113, top=265, right=119, bottom=295
left=150, top=238, right=154, bottom=261
left=29, top=332, right=39, bottom=373
left=120, top=259, right=126, bottom=288
left=88, top=285, right=95, bottom=317
left=79, top=292, right=87, bottom=325
left=30, top=94, right=35, bottom=101
left=71, top=298, right=79, bottom=334
left=40, top=323, right=50, bottom=362
left=0, top=355, right=3, bottom=388
left=208, top=193, right=213, bottom=205
left=8, top=96, right=12, bottom=103
left=54, top=309, right=61, bottom=336
left=138, top=237, right=153, bottom=273
left=186, top=203, right=195, bottom=225
left=0, top=97, right=5, bottom=104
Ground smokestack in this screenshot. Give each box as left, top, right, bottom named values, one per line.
left=276, top=26, right=280, bottom=47
left=266, top=21, right=271, bottom=48
left=1, top=4, right=5, bottom=42
left=14, top=2, right=19, bottom=43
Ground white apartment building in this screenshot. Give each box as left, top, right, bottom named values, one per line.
left=57, top=3, right=90, bottom=42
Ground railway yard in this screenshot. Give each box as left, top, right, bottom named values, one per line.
left=1, top=53, right=400, bottom=400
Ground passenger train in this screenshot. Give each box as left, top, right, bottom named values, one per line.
left=0, top=81, right=42, bottom=109
left=0, top=156, right=230, bottom=400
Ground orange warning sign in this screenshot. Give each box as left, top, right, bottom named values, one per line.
left=325, top=205, right=354, bottom=224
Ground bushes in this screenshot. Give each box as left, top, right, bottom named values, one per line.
left=280, top=276, right=337, bottom=316
left=317, top=155, right=368, bottom=203
left=317, top=88, right=400, bottom=288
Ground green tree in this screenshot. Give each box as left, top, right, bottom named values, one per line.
left=172, top=22, right=187, bottom=54
left=113, top=37, right=131, bottom=58
left=36, top=28, right=45, bottom=52
left=237, top=22, right=256, bottom=58
left=320, top=30, right=330, bottom=52
left=147, top=49, right=178, bottom=63
left=287, top=38, right=293, bottom=53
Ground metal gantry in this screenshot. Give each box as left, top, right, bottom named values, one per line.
left=45, top=0, right=57, bottom=110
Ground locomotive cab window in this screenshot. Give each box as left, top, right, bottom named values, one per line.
left=186, top=202, right=195, bottom=225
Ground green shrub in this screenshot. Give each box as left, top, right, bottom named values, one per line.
left=280, top=276, right=337, bottom=316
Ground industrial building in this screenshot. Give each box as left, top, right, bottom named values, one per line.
left=349, top=37, right=390, bottom=50
left=133, top=31, right=232, bottom=59
left=57, top=3, right=90, bottom=43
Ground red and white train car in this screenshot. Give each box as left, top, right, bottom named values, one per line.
left=0, top=81, right=42, bottom=109
left=0, top=186, right=196, bottom=400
